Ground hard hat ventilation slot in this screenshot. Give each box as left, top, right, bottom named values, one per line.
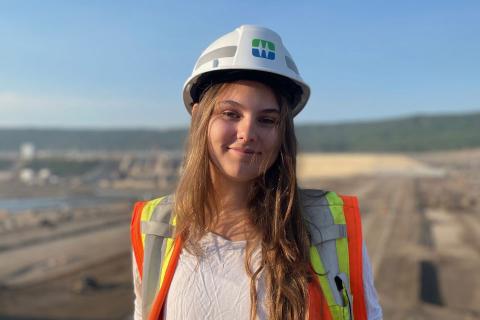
left=194, top=46, right=237, bottom=71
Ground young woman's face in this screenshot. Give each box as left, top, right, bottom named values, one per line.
left=206, top=80, right=281, bottom=183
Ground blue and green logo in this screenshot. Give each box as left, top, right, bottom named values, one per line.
left=252, top=38, right=275, bottom=60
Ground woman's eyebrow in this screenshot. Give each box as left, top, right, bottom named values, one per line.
left=218, top=100, right=242, bottom=107
left=218, top=100, right=279, bottom=113
left=261, top=108, right=280, bottom=114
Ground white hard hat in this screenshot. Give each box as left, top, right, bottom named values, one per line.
left=182, top=25, right=310, bottom=117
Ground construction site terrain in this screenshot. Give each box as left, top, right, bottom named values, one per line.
left=0, top=149, right=479, bottom=320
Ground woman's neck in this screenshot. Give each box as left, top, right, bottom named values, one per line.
left=209, top=167, right=258, bottom=241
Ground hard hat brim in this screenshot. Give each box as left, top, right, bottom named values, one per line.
left=183, top=67, right=310, bottom=117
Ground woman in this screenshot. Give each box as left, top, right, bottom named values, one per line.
left=131, top=25, right=382, bottom=320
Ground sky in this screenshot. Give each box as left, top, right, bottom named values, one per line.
left=0, top=1, right=479, bottom=129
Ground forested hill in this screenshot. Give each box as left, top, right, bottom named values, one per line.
left=1, top=111, right=479, bottom=152
left=296, top=111, right=480, bottom=152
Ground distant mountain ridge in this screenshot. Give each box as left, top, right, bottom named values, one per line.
left=1, top=111, right=479, bottom=152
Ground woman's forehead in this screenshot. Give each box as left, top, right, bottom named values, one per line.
left=216, top=80, right=280, bottom=110
left=218, top=100, right=280, bottom=115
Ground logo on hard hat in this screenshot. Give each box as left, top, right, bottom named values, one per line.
left=251, top=39, right=275, bottom=60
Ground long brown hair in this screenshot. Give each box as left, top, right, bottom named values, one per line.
left=173, top=81, right=312, bottom=320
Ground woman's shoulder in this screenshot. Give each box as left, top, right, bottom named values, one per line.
left=135, top=194, right=173, bottom=206
left=299, top=188, right=358, bottom=206
left=131, top=194, right=174, bottom=215
left=130, top=194, right=175, bottom=227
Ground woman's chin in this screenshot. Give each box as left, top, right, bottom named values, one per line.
left=209, top=161, right=265, bottom=184
left=221, top=168, right=262, bottom=183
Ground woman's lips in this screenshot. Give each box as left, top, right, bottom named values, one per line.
left=228, top=147, right=259, bottom=155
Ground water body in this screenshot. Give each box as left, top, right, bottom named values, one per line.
left=0, top=195, right=132, bottom=213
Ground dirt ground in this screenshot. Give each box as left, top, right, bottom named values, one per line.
left=1, top=150, right=479, bottom=319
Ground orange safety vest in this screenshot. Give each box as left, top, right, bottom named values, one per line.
left=131, top=190, right=367, bottom=320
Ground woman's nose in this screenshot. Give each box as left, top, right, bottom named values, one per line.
left=236, top=117, right=257, bottom=142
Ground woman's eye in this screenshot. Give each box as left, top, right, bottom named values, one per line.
left=222, top=111, right=240, bottom=119
left=259, top=117, right=278, bottom=125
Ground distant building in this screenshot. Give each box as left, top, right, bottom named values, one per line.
left=19, top=168, right=35, bottom=184
left=20, top=143, right=35, bottom=161
left=38, top=168, right=51, bottom=183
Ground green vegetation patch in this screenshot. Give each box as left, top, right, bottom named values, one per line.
left=0, top=160, right=13, bottom=170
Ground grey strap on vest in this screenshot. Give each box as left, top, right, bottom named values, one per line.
left=309, top=224, right=347, bottom=245
left=301, top=189, right=347, bottom=307
left=142, top=221, right=174, bottom=238
left=142, top=195, right=175, bottom=319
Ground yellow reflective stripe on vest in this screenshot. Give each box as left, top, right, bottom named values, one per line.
left=310, top=246, right=333, bottom=304
left=157, top=216, right=177, bottom=291
left=326, top=192, right=350, bottom=278
left=327, top=192, right=351, bottom=319
left=140, top=196, right=166, bottom=246
left=311, top=247, right=349, bottom=320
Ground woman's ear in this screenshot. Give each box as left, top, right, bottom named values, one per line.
left=191, top=103, right=199, bottom=115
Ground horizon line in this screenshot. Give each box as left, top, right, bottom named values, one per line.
left=0, top=109, right=479, bottom=131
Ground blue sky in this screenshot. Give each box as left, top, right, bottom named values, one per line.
left=1, top=1, right=479, bottom=129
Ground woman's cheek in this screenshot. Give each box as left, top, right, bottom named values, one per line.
left=263, top=128, right=280, bottom=147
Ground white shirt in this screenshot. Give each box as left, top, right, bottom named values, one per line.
left=133, top=233, right=383, bottom=320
